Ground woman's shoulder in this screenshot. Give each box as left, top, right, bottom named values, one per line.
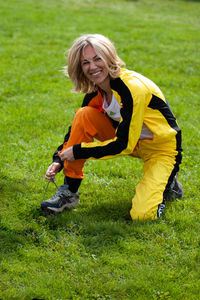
left=119, top=68, right=148, bottom=85
left=118, top=68, right=163, bottom=98
left=111, top=68, right=150, bottom=96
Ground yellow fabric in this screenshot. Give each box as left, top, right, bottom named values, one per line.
left=130, top=139, right=177, bottom=220
left=62, top=69, right=182, bottom=220
left=80, top=68, right=178, bottom=160
left=62, top=99, right=180, bottom=221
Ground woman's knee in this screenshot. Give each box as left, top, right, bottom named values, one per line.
left=72, top=107, right=96, bottom=129
left=74, top=106, right=98, bottom=120
left=130, top=206, right=158, bottom=221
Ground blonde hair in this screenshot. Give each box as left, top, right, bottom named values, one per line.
left=64, top=34, right=125, bottom=93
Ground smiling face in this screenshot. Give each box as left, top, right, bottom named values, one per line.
left=80, top=44, right=110, bottom=88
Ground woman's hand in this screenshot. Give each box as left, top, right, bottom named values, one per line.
left=45, top=162, right=61, bottom=181
left=58, top=146, right=75, bottom=162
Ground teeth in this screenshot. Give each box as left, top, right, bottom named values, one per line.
left=91, top=71, right=101, bottom=76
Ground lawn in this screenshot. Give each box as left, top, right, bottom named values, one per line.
left=0, top=0, right=200, bottom=299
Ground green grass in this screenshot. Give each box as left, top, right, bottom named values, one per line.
left=0, top=0, right=200, bottom=299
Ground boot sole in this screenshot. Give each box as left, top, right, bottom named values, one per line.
left=41, top=199, right=80, bottom=213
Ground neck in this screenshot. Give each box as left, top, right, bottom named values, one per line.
left=105, top=90, right=112, bottom=105
left=98, top=78, right=112, bottom=104
left=98, top=76, right=111, bottom=94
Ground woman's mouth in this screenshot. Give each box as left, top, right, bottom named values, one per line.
left=90, top=70, right=102, bottom=77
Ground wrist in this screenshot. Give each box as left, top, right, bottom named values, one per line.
left=52, top=161, right=63, bottom=172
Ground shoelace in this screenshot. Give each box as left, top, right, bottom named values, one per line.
left=42, top=178, right=58, bottom=202
left=54, top=185, right=72, bottom=197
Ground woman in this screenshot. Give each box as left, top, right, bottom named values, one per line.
left=41, top=34, right=183, bottom=220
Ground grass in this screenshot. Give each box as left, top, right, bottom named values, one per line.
left=0, top=0, right=200, bottom=299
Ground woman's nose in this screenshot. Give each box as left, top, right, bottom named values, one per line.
left=89, top=61, right=96, bottom=69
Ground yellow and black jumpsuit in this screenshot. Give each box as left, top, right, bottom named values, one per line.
left=53, top=68, right=182, bottom=220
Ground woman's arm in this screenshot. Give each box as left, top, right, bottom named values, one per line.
left=51, top=90, right=105, bottom=169
left=72, top=78, right=150, bottom=160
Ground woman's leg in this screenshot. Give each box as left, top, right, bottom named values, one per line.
left=61, top=106, right=116, bottom=179
left=129, top=130, right=183, bottom=221
left=41, top=107, right=116, bottom=212
left=130, top=155, right=176, bottom=220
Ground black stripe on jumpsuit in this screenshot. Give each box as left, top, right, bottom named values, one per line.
left=73, top=78, right=134, bottom=159
left=148, top=94, right=182, bottom=216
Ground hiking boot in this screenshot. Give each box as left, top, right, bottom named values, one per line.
left=165, top=176, right=184, bottom=201
left=41, top=184, right=79, bottom=213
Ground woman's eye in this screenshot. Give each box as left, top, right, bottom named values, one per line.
left=82, top=61, right=89, bottom=65
left=95, top=57, right=101, bottom=62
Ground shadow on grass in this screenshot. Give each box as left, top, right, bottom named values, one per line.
left=0, top=203, right=164, bottom=265
left=0, top=170, right=165, bottom=260
left=32, top=199, right=161, bottom=248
